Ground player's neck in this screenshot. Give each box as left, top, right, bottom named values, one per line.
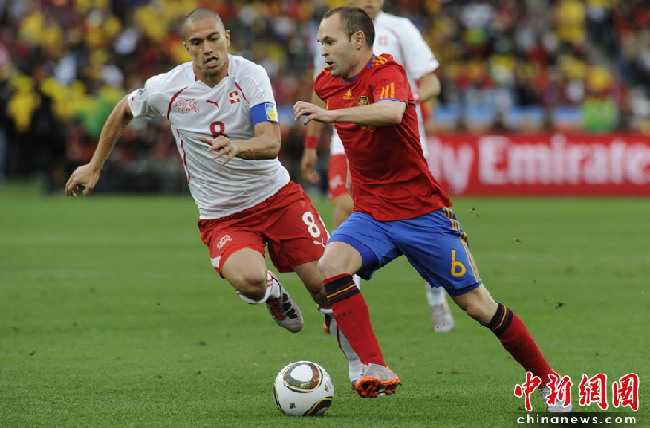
left=193, top=64, right=229, bottom=88
left=344, top=53, right=374, bottom=80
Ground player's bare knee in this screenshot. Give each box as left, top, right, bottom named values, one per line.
left=465, top=300, right=498, bottom=324
left=230, top=273, right=267, bottom=302
left=452, top=288, right=497, bottom=324
left=462, top=300, right=486, bottom=321
left=318, top=242, right=360, bottom=279
left=317, top=256, right=344, bottom=280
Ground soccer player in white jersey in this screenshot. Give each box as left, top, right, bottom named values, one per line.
left=65, top=8, right=341, bottom=344
left=300, top=0, right=455, bottom=333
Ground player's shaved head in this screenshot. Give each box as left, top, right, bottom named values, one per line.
left=323, top=6, right=374, bottom=48
left=183, top=8, right=225, bottom=40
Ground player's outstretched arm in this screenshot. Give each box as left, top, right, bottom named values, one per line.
left=65, top=96, right=134, bottom=196
left=301, top=91, right=327, bottom=184
left=294, top=99, right=406, bottom=127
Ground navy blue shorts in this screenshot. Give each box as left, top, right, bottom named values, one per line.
left=329, top=208, right=482, bottom=296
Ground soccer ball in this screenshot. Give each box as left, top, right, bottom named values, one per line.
left=273, top=361, right=334, bottom=416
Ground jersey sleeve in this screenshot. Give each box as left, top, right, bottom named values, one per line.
left=237, top=63, right=278, bottom=125
left=399, top=19, right=439, bottom=80
left=127, top=74, right=165, bottom=118
left=372, top=62, right=411, bottom=104
left=238, top=63, right=276, bottom=107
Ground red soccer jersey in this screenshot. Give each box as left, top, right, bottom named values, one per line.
left=314, top=54, right=451, bottom=221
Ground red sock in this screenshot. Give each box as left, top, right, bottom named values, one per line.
left=324, top=274, right=385, bottom=366
left=486, top=303, right=555, bottom=384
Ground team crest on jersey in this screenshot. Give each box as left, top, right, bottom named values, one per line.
left=175, top=98, right=199, bottom=114
left=229, top=91, right=241, bottom=104
left=357, top=96, right=369, bottom=106
left=343, top=89, right=354, bottom=100
left=372, top=55, right=388, bottom=67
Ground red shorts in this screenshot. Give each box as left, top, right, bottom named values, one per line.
left=327, top=154, right=349, bottom=200
left=198, top=181, right=328, bottom=275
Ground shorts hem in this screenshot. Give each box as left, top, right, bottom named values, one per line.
left=445, top=281, right=482, bottom=297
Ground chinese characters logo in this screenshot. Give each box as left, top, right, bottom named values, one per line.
left=514, top=372, right=639, bottom=412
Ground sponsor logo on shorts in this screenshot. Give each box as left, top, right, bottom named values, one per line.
left=217, top=235, right=232, bottom=250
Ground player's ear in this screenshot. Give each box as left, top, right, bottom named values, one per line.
left=225, top=30, right=231, bottom=48
left=353, top=30, right=365, bottom=50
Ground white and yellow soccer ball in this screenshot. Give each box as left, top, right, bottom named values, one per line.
left=273, top=361, right=334, bottom=416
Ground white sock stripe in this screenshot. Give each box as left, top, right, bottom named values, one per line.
left=266, top=271, right=281, bottom=299
left=318, top=306, right=334, bottom=315
left=353, top=274, right=361, bottom=290
left=236, top=287, right=269, bottom=304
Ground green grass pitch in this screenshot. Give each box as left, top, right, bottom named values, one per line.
left=1, top=182, right=647, bottom=427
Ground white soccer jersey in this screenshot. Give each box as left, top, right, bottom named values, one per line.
left=128, top=55, right=290, bottom=219
left=314, top=11, right=439, bottom=155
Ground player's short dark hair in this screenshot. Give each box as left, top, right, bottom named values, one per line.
left=183, top=8, right=225, bottom=39
left=324, top=6, right=374, bottom=48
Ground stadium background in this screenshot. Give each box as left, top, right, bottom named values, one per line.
left=0, top=0, right=648, bottom=195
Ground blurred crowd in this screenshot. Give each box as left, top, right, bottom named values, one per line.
left=0, top=0, right=649, bottom=191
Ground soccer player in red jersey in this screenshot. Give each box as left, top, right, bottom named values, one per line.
left=301, top=0, right=454, bottom=334
left=293, top=6, right=571, bottom=411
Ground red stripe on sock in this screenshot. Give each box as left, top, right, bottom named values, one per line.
left=495, top=312, right=554, bottom=385
left=323, top=275, right=385, bottom=366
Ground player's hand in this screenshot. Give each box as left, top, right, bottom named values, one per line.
left=301, top=148, right=320, bottom=184
left=65, top=164, right=100, bottom=197
left=200, top=135, right=240, bottom=166
left=293, top=101, right=332, bottom=125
